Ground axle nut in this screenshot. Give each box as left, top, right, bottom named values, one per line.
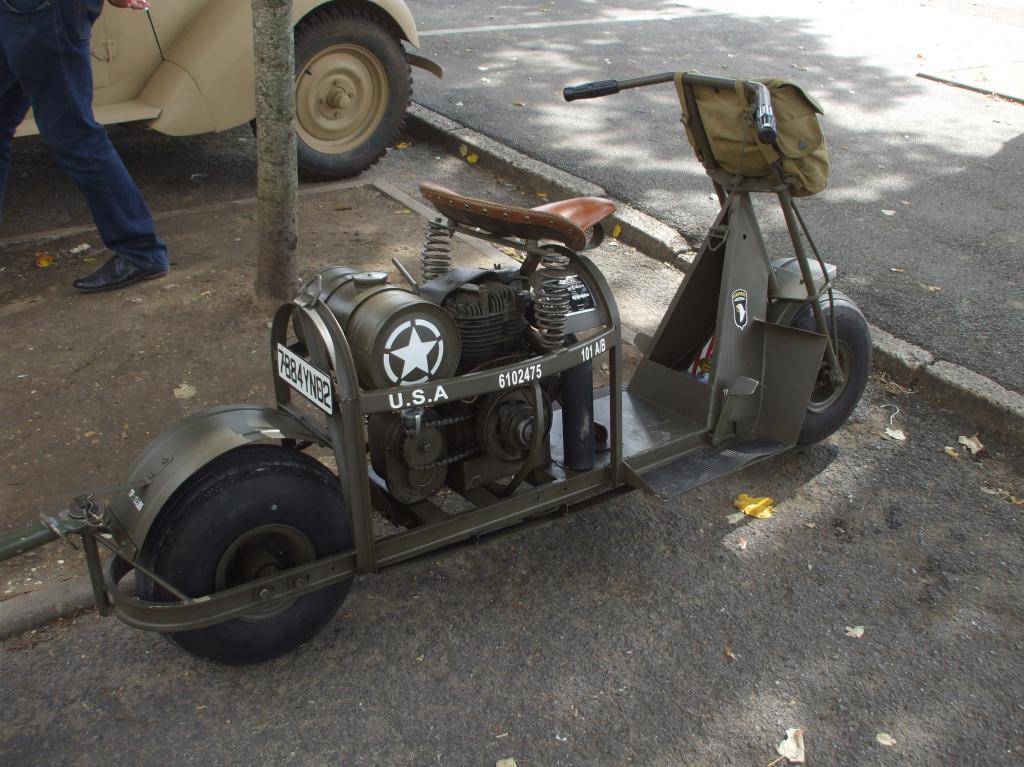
left=254, top=585, right=275, bottom=602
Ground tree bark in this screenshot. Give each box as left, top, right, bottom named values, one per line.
left=252, top=0, right=298, bottom=301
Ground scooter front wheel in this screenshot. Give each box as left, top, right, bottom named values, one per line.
left=135, top=445, right=353, bottom=665
left=790, top=292, right=871, bottom=445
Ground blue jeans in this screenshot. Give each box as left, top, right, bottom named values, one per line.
left=0, top=0, right=167, bottom=269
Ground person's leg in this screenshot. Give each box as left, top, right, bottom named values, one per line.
left=0, top=0, right=167, bottom=271
left=0, top=18, right=32, bottom=214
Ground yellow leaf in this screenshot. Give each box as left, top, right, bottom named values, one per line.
left=34, top=252, right=53, bottom=268
left=733, top=493, right=774, bottom=519
left=395, top=141, right=411, bottom=150
left=459, top=144, right=469, bottom=157
left=535, top=191, right=549, bottom=200
left=958, top=434, right=983, bottom=455
left=611, top=224, right=622, bottom=239
left=943, top=446, right=960, bottom=459
left=876, top=732, right=897, bottom=747
left=883, top=428, right=907, bottom=442
left=466, top=153, right=479, bottom=164
left=776, top=728, right=805, bottom=763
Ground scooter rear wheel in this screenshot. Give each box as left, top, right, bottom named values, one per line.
left=136, top=445, right=353, bottom=665
left=791, top=292, right=871, bottom=445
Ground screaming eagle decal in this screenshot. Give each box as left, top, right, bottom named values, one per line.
left=383, top=318, right=446, bottom=385
left=732, top=288, right=749, bottom=330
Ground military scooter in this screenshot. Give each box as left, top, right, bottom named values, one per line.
left=0, top=72, right=869, bottom=664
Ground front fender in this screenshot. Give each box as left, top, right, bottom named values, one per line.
left=109, top=406, right=327, bottom=558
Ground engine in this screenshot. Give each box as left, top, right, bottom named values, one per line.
left=304, top=223, right=597, bottom=507
left=366, top=262, right=556, bottom=503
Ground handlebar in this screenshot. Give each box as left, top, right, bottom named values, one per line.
left=563, top=79, right=621, bottom=101
left=562, top=71, right=778, bottom=146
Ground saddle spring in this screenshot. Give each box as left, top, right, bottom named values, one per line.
left=420, top=218, right=454, bottom=282
left=534, top=247, right=571, bottom=350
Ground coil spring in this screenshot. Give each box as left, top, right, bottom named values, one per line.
left=420, top=219, right=454, bottom=282
left=535, top=247, right=571, bottom=350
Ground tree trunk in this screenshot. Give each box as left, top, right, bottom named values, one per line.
left=252, top=0, right=298, bottom=301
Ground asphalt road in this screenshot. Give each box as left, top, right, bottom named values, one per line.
left=2, top=377, right=1022, bottom=766
left=408, top=0, right=1024, bottom=395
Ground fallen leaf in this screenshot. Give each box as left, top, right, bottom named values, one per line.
left=459, top=144, right=469, bottom=157
left=958, top=434, right=984, bottom=455
left=534, top=191, right=549, bottom=200
left=334, top=203, right=353, bottom=211
left=737, top=538, right=748, bottom=551
left=394, top=141, right=411, bottom=150
left=69, top=243, right=91, bottom=254
left=881, top=209, right=896, bottom=216
left=466, top=153, right=479, bottom=164
left=512, top=100, right=526, bottom=107
left=734, top=493, right=774, bottom=519
left=943, top=446, right=960, bottom=459
left=920, top=284, right=942, bottom=293
left=805, top=522, right=816, bottom=529
left=496, top=760, right=517, bottom=767
left=173, top=383, right=197, bottom=400
left=883, top=428, right=906, bottom=442
left=776, top=728, right=806, bottom=763
left=845, top=625, right=865, bottom=638
left=34, top=252, right=53, bottom=268
left=876, top=732, right=896, bottom=747
left=415, top=654, right=424, bottom=662
left=611, top=224, right=622, bottom=238
left=889, top=267, right=905, bottom=273
left=723, top=646, right=737, bottom=661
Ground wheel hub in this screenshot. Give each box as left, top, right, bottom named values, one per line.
left=215, top=523, right=316, bottom=620
left=296, top=44, right=389, bottom=154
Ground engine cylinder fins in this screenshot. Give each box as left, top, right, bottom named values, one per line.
left=535, top=247, right=572, bottom=351
left=420, top=218, right=455, bottom=282
left=443, top=281, right=527, bottom=369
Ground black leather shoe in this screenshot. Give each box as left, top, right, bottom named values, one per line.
left=72, top=255, right=168, bottom=294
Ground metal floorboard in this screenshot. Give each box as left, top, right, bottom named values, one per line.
left=635, top=439, right=787, bottom=500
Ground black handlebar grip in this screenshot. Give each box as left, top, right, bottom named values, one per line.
left=751, top=82, right=777, bottom=145
left=563, top=80, right=621, bottom=102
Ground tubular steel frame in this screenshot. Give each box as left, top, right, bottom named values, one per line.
left=0, top=70, right=849, bottom=637
left=93, top=232, right=626, bottom=632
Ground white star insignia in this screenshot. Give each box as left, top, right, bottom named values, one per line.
left=390, top=327, right=438, bottom=381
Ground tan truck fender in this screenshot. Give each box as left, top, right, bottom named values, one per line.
left=144, top=0, right=430, bottom=137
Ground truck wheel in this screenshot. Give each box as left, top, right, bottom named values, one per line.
left=790, top=292, right=871, bottom=445
left=136, top=445, right=353, bottom=665
left=293, top=6, right=410, bottom=179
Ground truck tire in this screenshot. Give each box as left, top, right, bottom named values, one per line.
left=136, top=445, right=353, bottom=665
left=790, top=292, right=871, bottom=445
left=293, top=6, right=410, bottom=179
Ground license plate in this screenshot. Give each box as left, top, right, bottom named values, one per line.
left=276, top=343, right=333, bottom=414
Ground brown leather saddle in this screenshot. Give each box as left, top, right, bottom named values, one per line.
left=420, top=182, right=615, bottom=252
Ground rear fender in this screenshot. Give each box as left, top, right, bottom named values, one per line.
left=145, top=0, right=425, bottom=136
left=108, top=406, right=328, bottom=559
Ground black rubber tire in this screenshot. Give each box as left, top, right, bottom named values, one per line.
left=136, top=445, right=353, bottom=665
left=791, top=292, right=871, bottom=445
left=293, top=6, right=410, bottom=180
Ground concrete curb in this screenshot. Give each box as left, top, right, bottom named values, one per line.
left=0, top=575, right=93, bottom=641
left=406, top=101, right=1024, bottom=443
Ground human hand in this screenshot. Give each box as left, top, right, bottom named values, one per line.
left=107, top=0, right=151, bottom=10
